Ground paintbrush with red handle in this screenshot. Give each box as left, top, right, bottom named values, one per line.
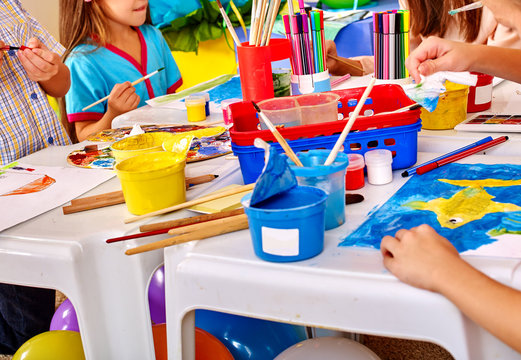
left=1, top=45, right=32, bottom=51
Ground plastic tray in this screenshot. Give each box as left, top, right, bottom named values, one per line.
left=229, top=84, right=420, bottom=146
left=233, top=120, right=422, bottom=184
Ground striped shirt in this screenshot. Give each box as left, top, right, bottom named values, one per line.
left=0, top=0, right=71, bottom=165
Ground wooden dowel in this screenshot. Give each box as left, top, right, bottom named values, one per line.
left=63, top=175, right=218, bottom=215
left=140, top=208, right=245, bottom=232
left=168, top=213, right=245, bottom=236
left=327, top=54, right=364, bottom=76
left=124, top=183, right=255, bottom=224
left=125, top=214, right=249, bottom=255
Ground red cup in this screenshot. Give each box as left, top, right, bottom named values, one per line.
left=237, top=39, right=291, bottom=103
left=467, top=72, right=493, bottom=112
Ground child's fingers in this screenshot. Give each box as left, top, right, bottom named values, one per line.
left=19, top=48, right=58, bottom=74
left=26, top=37, right=43, bottom=49
left=110, top=82, right=133, bottom=98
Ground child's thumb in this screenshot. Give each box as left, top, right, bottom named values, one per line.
left=418, top=59, right=439, bottom=77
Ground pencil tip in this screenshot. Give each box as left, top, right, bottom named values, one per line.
left=251, top=101, right=261, bottom=113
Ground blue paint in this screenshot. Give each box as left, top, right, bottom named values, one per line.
left=341, top=163, right=521, bottom=253
left=242, top=186, right=327, bottom=262
left=91, top=158, right=115, bottom=168
left=289, top=150, right=349, bottom=230
left=207, top=76, right=243, bottom=105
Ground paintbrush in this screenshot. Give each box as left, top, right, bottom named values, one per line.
left=251, top=101, right=303, bottom=167
left=324, top=77, right=376, bottom=166
left=377, top=103, right=422, bottom=116
left=216, top=0, right=242, bottom=47
left=327, top=54, right=364, bottom=76
left=1, top=45, right=32, bottom=51
left=448, top=1, right=482, bottom=15
left=82, top=67, right=165, bottom=111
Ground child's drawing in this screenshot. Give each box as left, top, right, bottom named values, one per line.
left=342, top=163, right=521, bottom=257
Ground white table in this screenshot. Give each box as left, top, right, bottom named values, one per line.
left=0, top=142, right=240, bottom=360
left=162, top=79, right=521, bottom=360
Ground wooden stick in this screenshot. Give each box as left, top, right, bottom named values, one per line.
left=377, top=103, right=421, bottom=116
left=251, top=102, right=303, bottom=167
left=255, top=0, right=269, bottom=46
left=216, top=0, right=242, bottom=47
left=63, top=175, right=218, bottom=215
left=140, top=208, right=245, bottom=232
left=125, top=214, right=249, bottom=255
left=327, top=54, right=364, bottom=76
left=264, top=0, right=281, bottom=46
left=124, top=183, right=255, bottom=224
left=324, top=77, right=375, bottom=166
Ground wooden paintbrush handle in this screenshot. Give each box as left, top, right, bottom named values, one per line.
left=328, top=54, right=364, bottom=76
left=125, top=214, right=249, bottom=255
left=140, top=208, right=245, bottom=232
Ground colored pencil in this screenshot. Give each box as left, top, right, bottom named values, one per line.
left=416, top=136, right=508, bottom=175
left=125, top=214, right=249, bottom=255
left=216, top=0, right=242, bottom=47
left=324, top=77, right=376, bottom=166
left=330, top=73, right=351, bottom=88
left=124, top=183, right=255, bottom=224
left=251, top=101, right=303, bottom=167
left=448, top=1, right=482, bottom=15
left=82, top=68, right=164, bottom=111
left=401, top=136, right=493, bottom=177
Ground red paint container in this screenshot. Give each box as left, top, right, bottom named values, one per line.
left=345, top=153, right=365, bottom=190
left=467, top=72, right=493, bottom=112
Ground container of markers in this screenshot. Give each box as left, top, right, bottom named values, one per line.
left=291, top=70, right=331, bottom=95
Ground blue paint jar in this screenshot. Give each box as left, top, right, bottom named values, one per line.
left=289, top=150, right=349, bottom=230
left=242, top=186, right=327, bottom=262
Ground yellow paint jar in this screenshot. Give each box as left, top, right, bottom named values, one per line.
left=185, top=96, right=207, bottom=122
left=110, top=132, right=175, bottom=164
left=420, top=81, right=469, bottom=130
left=115, top=151, right=186, bottom=215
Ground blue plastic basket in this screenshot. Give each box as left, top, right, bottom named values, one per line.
left=232, top=120, right=422, bottom=184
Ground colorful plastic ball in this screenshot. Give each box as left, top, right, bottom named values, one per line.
left=274, top=337, right=381, bottom=360
left=50, top=298, right=80, bottom=332
left=152, top=323, right=233, bottom=360
left=13, top=330, right=85, bottom=360
left=149, top=265, right=166, bottom=324
left=195, top=309, right=307, bottom=360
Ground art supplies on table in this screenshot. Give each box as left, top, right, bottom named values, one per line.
left=67, top=146, right=115, bottom=169
left=467, top=72, right=493, bottom=112
left=454, top=114, right=521, bottom=132
left=188, top=184, right=251, bottom=214
left=0, top=163, right=114, bottom=232
left=373, top=10, right=409, bottom=81
left=343, top=163, right=521, bottom=259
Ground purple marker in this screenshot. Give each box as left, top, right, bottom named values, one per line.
left=302, top=13, right=314, bottom=74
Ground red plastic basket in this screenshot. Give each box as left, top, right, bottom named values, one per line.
left=229, top=84, right=420, bottom=146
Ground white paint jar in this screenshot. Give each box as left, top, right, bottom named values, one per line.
left=364, top=149, right=393, bottom=185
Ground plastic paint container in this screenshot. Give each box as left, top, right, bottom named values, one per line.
left=192, top=92, right=211, bottom=116
left=296, top=93, right=340, bottom=125
left=221, top=98, right=242, bottom=125
left=185, top=95, right=207, bottom=122
left=258, top=96, right=301, bottom=129
left=345, top=153, right=365, bottom=190
left=110, top=132, right=175, bottom=164
left=420, top=81, right=469, bottom=130
left=241, top=186, right=327, bottom=262
left=115, top=151, right=186, bottom=215
left=467, top=72, right=493, bottom=113
left=289, top=150, right=348, bottom=230
left=364, top=149, right=393, bottom=185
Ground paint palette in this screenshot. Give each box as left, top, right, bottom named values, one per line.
left=67, top=146, right=115, bottom=169
left=86, top=124, right=209, bottom=142
left=454, top=114, right=521, bottom=132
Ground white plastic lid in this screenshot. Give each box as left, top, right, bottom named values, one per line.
left=185, top=95, right=206, bottom=106
left=364, top=149, right=393, bottom=166
left=192, top=92, right=210, bottom=101
left=347, top=153, right=365, bottom=170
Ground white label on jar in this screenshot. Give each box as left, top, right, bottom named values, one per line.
left=262, top=227, right=299, bottom=256
left=475, top=84, right=493, bottom=105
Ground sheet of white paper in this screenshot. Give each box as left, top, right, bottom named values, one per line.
left=0, top=164, right=115, bottom=232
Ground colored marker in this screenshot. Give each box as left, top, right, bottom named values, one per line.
left=415, top=136, right=508, bottom=175
left=401, top=136, right=493, bottom=177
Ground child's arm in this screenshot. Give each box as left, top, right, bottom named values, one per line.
left=405, top=36, right=521, bottom=84
left=16, top=37, right=70, bottom=98
left=381, top=224, right=521, bottom=353
left=74, top=82, right=140, bottom=142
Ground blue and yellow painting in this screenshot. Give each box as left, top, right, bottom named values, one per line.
left=341, top=163, right=521, bottom=253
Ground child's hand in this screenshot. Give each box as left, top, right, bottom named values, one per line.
left=0, top=40, right=4, bottom=66
left=16, top=37, right=63, bottom=82
left=405, top=36, right=472, bottom=84
left=107, top=82, right=140, bottom=116
left=325, top=40, right=341, bottom=75
left=380, top=224, right=461, bottom=292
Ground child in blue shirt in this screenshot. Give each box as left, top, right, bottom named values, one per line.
left=60, top=0, right=183, bottom=142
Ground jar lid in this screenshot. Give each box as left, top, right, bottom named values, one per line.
left=191, top=92, right=210, bottom=101
left=364, top=149, right=393, bottom=166
left=185, top=95, right=206, bottom=106
left=347, top=153, right=365, bottom=170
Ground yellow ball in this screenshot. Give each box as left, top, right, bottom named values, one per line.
left=13, top=330, right=85, bottom=360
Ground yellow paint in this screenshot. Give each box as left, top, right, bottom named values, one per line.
left=185, top=97, right=207, bottom=122
left=404, top=178, right=521, bottom=229
left=115, top=152, right=186, bottom=215
left=110, top=132, right=176, bottom=163
left=172, top=32, right=237, bottom=91
left=421, top=81, right=469, bottom=130
left=161, top=133, right=195, bottom=156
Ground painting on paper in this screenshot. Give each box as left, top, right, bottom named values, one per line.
left=341, top=163, right=521, bottom=258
